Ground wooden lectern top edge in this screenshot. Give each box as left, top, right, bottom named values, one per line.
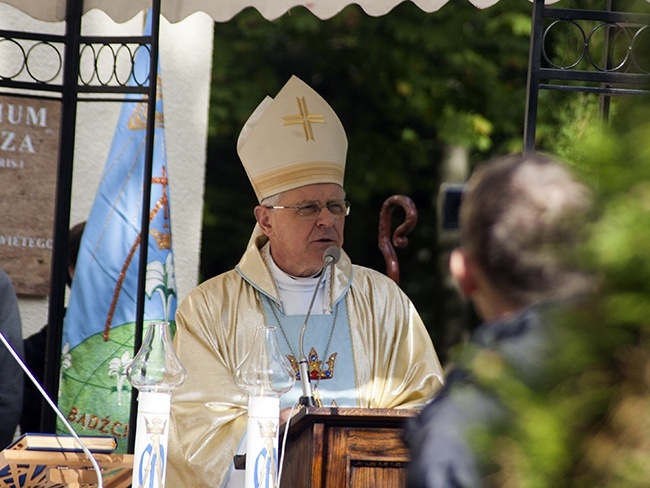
left=282, top=406, right=419, bottom=436
left=293, top=406, right=418, bottom=421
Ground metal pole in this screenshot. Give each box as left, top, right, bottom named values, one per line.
left=42, top=0, right=83, bottom=432
left=599, top=0, right=614, bottom=121
left=523, top=0, right=545, bottom=154
left=127, top=0, right=162, bottom=454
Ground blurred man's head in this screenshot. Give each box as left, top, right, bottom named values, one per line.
left=450, top=153, right=594, bottom=321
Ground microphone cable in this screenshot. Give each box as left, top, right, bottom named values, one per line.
left=276, top=401, right=299, bottom=487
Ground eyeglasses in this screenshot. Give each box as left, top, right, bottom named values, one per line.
left=265, top=200, right=351, bottom=218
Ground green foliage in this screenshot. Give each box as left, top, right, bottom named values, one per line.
left=468, top=97, right=650, bottom=487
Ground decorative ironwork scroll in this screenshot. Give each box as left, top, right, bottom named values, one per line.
left=524, top=1, right=650, bottom=152
left=0, top=31, right=153, bottom=97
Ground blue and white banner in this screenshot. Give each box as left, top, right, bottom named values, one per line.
left=58, top=12, right=176, bottom=453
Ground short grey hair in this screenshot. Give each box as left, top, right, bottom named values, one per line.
left=260, top=193, right=281, bottom=207
left=461, top=153, right=594, bottom=307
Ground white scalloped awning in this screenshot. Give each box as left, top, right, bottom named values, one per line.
left=1, top=0, right=563, bottom=23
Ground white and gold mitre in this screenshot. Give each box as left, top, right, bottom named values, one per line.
left=237, top=75, right=348, bottom=202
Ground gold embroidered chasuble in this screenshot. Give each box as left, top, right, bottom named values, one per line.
left=167, top=228, right=445, bottom=487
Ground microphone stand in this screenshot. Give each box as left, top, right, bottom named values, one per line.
left=297, top=247, right=340, bottom=406
left=297, top=266, right=325, bottom=407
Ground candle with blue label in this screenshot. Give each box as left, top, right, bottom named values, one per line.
left=235, top=324, right=295, bottom=488
left=127, top=321, right=186, bottom=488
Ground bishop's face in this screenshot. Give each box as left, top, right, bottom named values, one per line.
left=255, top=183, right=346, bottom=277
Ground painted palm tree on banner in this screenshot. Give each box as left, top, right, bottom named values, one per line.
left=58, top=12, right=176, bottom=454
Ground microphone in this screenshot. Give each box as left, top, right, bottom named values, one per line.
left=297, top=246, right=341, bottom=406
left=0, top=331, right=105, bottom=488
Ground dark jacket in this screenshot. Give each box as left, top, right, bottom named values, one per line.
left=0, top=270, right=24, bottom=448
left=404, top=304, right=557, bottom=488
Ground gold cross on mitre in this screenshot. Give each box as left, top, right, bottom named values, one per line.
left=282, top=96, right=325, bottom=141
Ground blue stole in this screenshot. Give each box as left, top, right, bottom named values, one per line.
left=261, top=298, right=356, bottom=408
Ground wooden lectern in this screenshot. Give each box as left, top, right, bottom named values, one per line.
left=279, top=407, right=417, bottom=488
